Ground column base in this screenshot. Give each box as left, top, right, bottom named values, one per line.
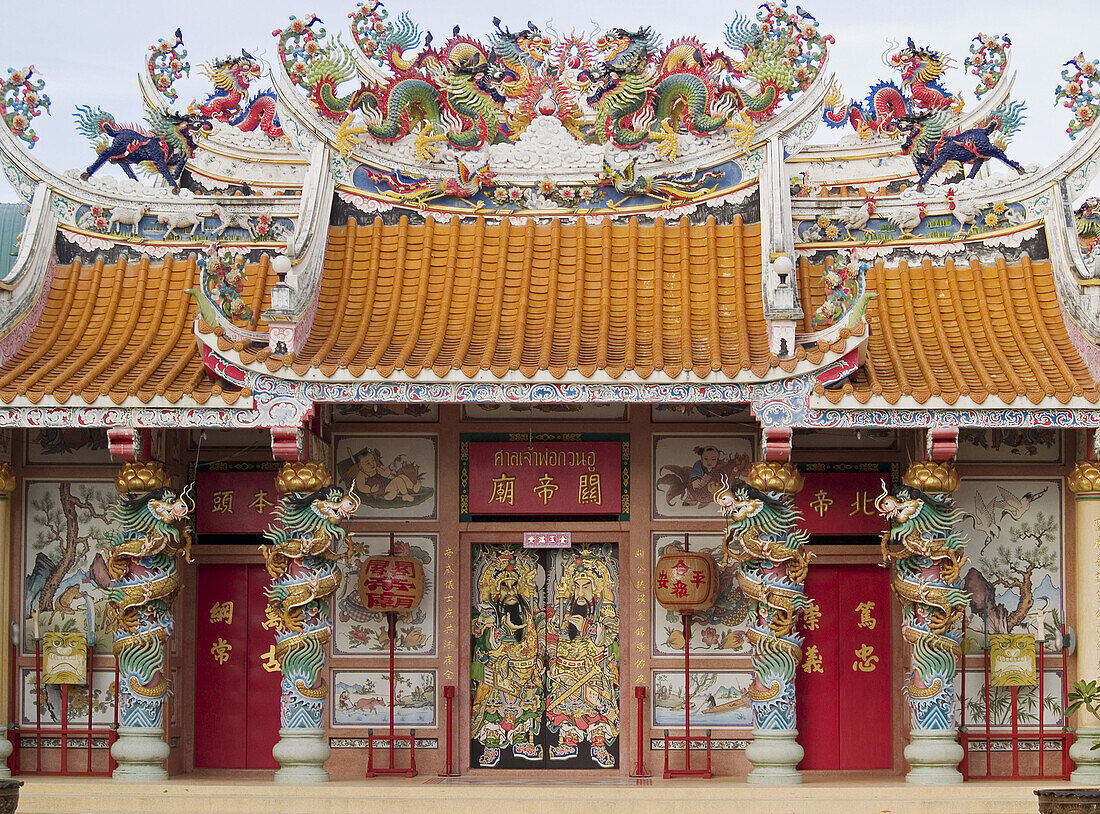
left=904, top=728, right=964, bottom=785
left=1070, top=726, right=1100, bottom=784
left=745, top=728, right=803, bottom=785
left=111, top=726, right=169, bottom=782
left=273, top=728, right=330, bottom=783
left=0, top=726, right=11, bottom=778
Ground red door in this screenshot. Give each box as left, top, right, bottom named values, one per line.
left=194, top=564, right=282, bottom=769
left=798, top=564, right=892, bottom=770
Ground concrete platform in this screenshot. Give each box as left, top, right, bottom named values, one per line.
left=13, top=776, right=1070, bottom=814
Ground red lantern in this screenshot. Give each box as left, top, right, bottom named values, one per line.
left=358, top=555, right=425, bottom=613
left=654, top=551, right=718, bottom=614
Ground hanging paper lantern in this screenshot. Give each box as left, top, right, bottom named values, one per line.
left=358, top=555, right=425, bottom=613
left=654, top=551, right=719, bottom=614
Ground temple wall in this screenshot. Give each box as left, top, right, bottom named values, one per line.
left=3, top=417, right=1079, bottom=780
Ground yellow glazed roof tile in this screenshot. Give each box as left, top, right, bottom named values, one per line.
left=800, top=256, right=1099, bottom=405
left=288, top=215, right=770, bottom=379
left=0, top=257, right=248, bottom=406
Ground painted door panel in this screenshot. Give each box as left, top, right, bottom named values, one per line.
left=798, top=564, right=891, bottom=770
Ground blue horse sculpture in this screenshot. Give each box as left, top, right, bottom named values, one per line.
left=75, top=106, right=212, bottom=193
left=898, top=115, right=1025, bottom=192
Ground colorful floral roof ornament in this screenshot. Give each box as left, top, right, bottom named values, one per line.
left=965, top=33, right=1010, bottom=100
left=1, top=65, right=50, bottom=147
left=1056, top=52, right=1100, bottom=139
left=146, top=28, right=189, bottom=102
left=198, top=243, right=253, bottom=325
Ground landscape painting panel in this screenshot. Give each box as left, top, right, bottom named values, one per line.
left=956, top=428, right=1061, bottom=463
left=957, top=669, right=1064, bottom=728
left=652, top=670, right=753, bottom=728
left=954, top=479, right=1063, bottom=652
left=22, top=481, right=117, bottom=656
left=332, top=670, right=436, bottom=727
left=20, top=667, right=116, bottom=726
left=333, top=534, right=436, bottom=656
left=25, top=429, right=112, bottom=465
left=652, top=533, right=750, bottom=656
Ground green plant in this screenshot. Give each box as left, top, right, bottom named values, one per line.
left=1067, top=679, right=1100, bottom=749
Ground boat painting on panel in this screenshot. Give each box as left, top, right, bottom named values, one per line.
left=334, top=435, right=437, bottom=519
left=954, top=478, right=1063, bottom=653
left=22, top=481, right=117, bottom=655
left=652, top=533, right=750, bottom=656
left=956, top=428, right=1061, bottom=463
left=333, top=534, right=436, bottom=655
left=332, top=670, right=436, bottom=727
left=652, top=670, right=753, bottom=728
left=25, top=429, right=112, bottom=465
left=462, top=404, right=627, bottom=420
left=652, top=435, right=753, bottom=519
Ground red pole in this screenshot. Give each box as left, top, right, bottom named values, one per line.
left=683, top=613, right=691, bottom=772
left=632, top=686, right=648, bottom=777
left=438, top=686, right=457, bottom=776
left=388, top=613, right=396, bottom=771
left=86, top=645, right=93, bottom=774
left=984, top=639, right=991, bottom=777
left=60, top=684, right=69, bottom=775
left=1011, top=686, right=1019, bottom=778
left=34, top=637, right=41, bottom=774
left=1038, top=634, right=1045, bottom=778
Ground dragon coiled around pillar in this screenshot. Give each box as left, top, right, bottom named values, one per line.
left=105, top=486, right=193, bottom=728
left=715, top=477, right=811, bottom=731
left=262, top=485, right=358, bottom=728
left=877, top=483, right=969, bottom=730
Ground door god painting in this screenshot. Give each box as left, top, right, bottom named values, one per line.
left=470, top=544, right=620, bottom=769
left=471, top=548, right=545, bottom=766
left=545, top=547, right=620, bottom=767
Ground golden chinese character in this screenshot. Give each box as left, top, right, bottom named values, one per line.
left=852, top=643, right=879, bottom=672
left=443, top=654, right=454, bottom=665
left=802, top=601, right=821, bottom=631
left=261, top=605, right=284, bottom=631
left=260, top=645, right=281, bottom=673
left=635, top=627, right=645, bottom=637
left=855, top=601, right=877, bottom=630
left=803, top=644, right=824, bottom=674
left=211, top=490, right=234, bottom=514
left=533, top=473, right=558, bottom=505
left=209, top=601, right=234, bottom=625
left=444, top=548, right=454, bottom=557
left=578, top=472, right=602, bottom=504
left=443, top=624, right=454, bottom=633
left=849, top=490, right=877, bottom=517
left=490, top=473, right=516, bottom=505
left=444, top=608, right=454, bottom=619
left=809, top=489, right=834, bottom=517
left=249, top=489, right=274, bottom=514
left=444, top=670, right=454, bottom=680
left=210, top=638, right=232, bottom=665
left=635, top=658, right=646, bottom=670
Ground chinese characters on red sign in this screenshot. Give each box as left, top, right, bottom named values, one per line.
left=196, top=470, right=280, bottom=534
left=795, top=472, right=888, bottom=535
left=523, top=532, right=572, bottom=549
left=466, top=441, right=623, bottom=516
left=357, top=556, right=425, bottom=613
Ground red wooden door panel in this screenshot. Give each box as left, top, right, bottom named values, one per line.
left=799, top=565, right=840, bottom=769
left=245, top=565, right=280, bottom=769
left=837, top=565, right=892, bottom=769
left=798, top=564, right=892, bottom=771
left=195, top=564, right=249, bottom=769
left=195, top=564, right=282, bottom=770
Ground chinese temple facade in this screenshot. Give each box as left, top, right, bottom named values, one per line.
left=2, top=1, right=1100, bottom=797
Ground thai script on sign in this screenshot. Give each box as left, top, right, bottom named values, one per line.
left=493, top=449, right=598, bottom=469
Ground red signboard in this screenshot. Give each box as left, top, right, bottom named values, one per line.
left=465, top=440, right=624, bottom=516
left=195, top=470, right=280, bottom=534
left=523, top=531, right=572, bottom=548
left=796, top=471, right=888, bottom=535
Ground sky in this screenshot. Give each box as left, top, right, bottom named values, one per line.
left=1, top=0, right=1097, bottom=204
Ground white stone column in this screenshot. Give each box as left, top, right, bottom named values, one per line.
left=1069, top=461, right=1100, bottom=783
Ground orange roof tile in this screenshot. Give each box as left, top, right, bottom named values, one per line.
left=251, top=215, right=792, bottom=379
left=801, top=256, right=1100, bottom=405
left=0, top=256, right=248, bottom=406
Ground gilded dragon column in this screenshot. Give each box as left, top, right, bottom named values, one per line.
left=262, top=462, right=358, bottom=783
left=106, top=461, right=193, bottom=781
left=1069, top=460, right=1100, bottom=782
left=877, top=461, right=968, bottom=784
left=715, top=462, right=810, bottom=784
